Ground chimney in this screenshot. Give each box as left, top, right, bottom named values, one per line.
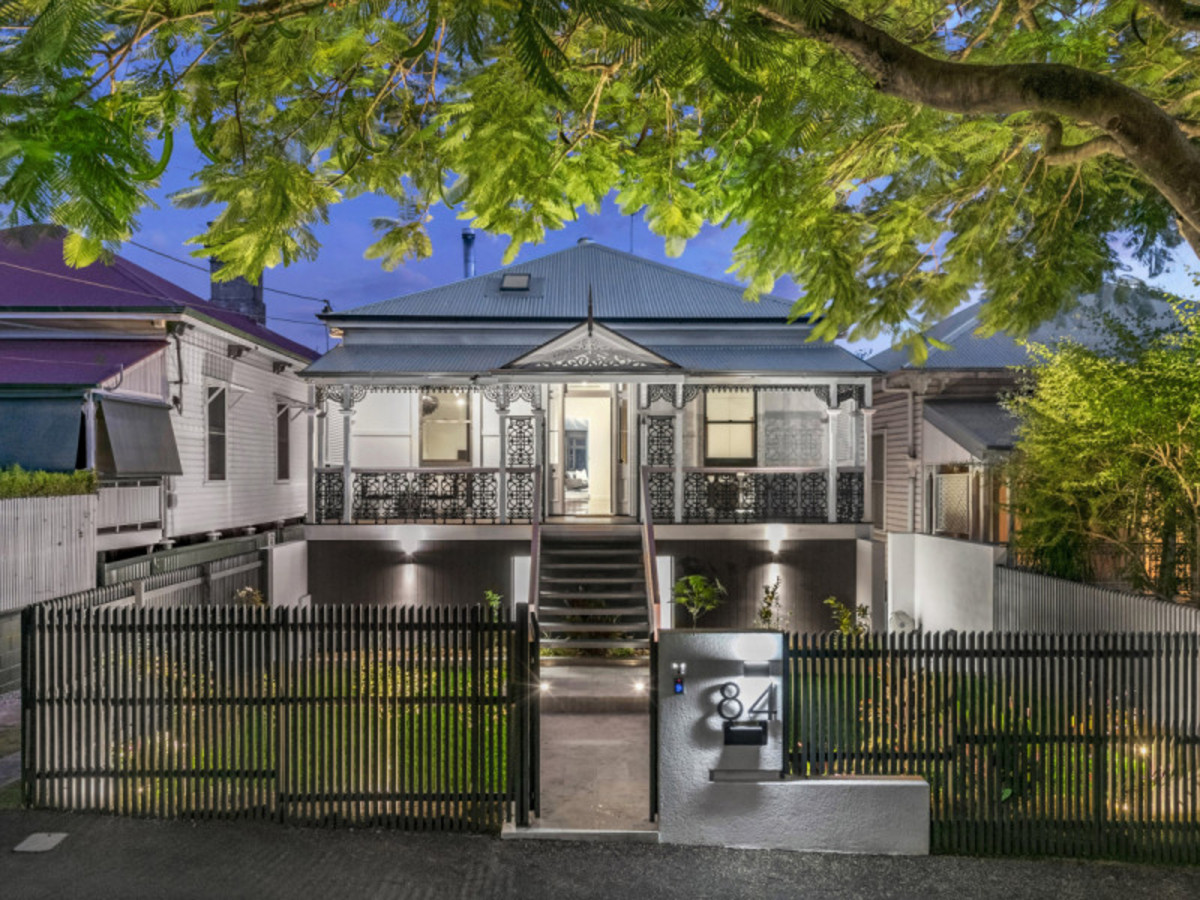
left=209, top=257, right=266, bottom=325
left=462, top=228, right=476, bottom=279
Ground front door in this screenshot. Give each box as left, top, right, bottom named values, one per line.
left=561, top=383, right=614, bottom=515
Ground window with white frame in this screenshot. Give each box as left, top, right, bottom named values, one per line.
left=207, top=385, right=226, bottom=481
left=276, top=403, right=290, bottom=481
left=704, top=390, right=756, bottom=466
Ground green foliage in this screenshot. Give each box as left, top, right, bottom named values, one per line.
left=823, top=595, right=869, bottom=637
left=672, top=574, right=726, bottom=628
left=483, top=588, right=503, bottom=615
left=1, top=2, right=1197, bottom=347
left=234, top=586, right=265, bottom=607
left=0, top=464, right=97, bottom=499
left=757, top=575, right=784, bottom=630
left=1005, top=302, right=1200, bottom=600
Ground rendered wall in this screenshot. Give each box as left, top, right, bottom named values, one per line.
left=657, top=630, right=929, bottom=854
left=267, top=540, right=309, bottom=607
left=888, top=532, right=1007, bottom=632
left=663, top=539, right=858, bottom=632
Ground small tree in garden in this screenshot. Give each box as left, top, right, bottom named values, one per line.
left=823, top=596, right=869, bottom=637
left=672, top=575, right=726, bottom=629
left=757, top=577, right=785, bottom=630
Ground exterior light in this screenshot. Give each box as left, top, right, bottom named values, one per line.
left=539, top=681, right=550, bottom=693
left=633, top=680, right=646, bottom=693
left=765, top=523, right=785, bottom=555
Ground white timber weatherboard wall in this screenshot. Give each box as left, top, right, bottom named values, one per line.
left=168, top=326, right=309, bottom=538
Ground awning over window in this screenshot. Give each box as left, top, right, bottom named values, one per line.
left=97, top=397, right=182, bottom=476
left=0, top=397, right=83, bottom=472
left=923, top=399, right=1018, bottom=460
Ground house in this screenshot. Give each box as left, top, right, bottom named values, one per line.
left=0, top=225, right=318, bottom=555
left=302, top=236, right=879, bottom=641
left=868, top=282, right=1180, bottom=631
left=867, top=282, right=1178, bottom=546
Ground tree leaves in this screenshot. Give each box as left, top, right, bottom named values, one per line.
left=0, top=0, right=1195, bottom=350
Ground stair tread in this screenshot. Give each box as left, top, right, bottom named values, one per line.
left=542, top=562, right=644, bottom=570
left=540, top=622, right=648, bottom=633
left=538, top=606, right=647, bottom=616
left=541, top=639, right=651, bottom=649
left=539, top=591, right=647, bottom=600
left=541, top=576, right=645, bottom=584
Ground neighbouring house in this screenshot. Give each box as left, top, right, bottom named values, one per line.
left=868, top=282, right=1179, bottom=631
left=0, top=225, right=318, bottom=556
left=303, top=235, right=879, bottom=643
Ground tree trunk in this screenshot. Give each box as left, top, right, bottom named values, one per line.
left=758, top=5, right=1200, bottom=258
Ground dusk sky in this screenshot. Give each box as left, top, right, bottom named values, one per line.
left=117, top=134, right=1200, bottom=356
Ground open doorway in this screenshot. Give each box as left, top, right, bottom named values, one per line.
left=562, top=385, right=613, bottom=515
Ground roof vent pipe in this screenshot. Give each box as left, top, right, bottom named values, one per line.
left=462, top=228, right=476, bottom=279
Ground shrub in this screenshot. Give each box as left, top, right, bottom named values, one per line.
left=0, top=464, right=98, bottom=499
left=672, top=574, right=727, bottom=628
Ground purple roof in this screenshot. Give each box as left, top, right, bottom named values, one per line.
left=0, top=339, right=166, bottom=386
left=0, top=227, right=317, bottom=362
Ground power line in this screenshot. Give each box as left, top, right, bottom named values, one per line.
left=126, top=240, right=332, bottom=305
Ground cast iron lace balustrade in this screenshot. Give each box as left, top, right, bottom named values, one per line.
left=314, top=467, right=538, bottom=524
left=644, top=467, right=865, bottom=524
left=836, top=471, right=865, bottom=523
left=315, top=469, right=344, bottom=522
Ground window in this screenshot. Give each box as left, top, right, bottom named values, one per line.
left=420, top=393, right=472, bottom=465
left=871, top=432, right=886, bottom=528
left=499, top=273, right=531, bottom=291
left=704, top=390, right=756, bottom=466
left=207, top=386, right=226, bottom=481
left=276, top=403, right=290, bottom=481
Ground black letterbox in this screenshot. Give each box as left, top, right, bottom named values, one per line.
left=723, top=720, right=768, bottom=746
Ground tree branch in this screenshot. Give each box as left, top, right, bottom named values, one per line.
left=756, top=4, right=1200, bottom=255
left=1140, top=0, right=1200, bottom=31
left=1038, top=116, right=1123, bottom=165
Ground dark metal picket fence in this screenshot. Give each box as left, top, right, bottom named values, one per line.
left=21, top=603, right=539, bottom=832
left=785, top=632, right=1200, bottom=862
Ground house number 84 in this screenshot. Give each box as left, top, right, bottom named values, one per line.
left=716, top=681, right=776, bottom=721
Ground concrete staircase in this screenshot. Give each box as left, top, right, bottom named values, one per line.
left=536, top=529, right=652, bottom=661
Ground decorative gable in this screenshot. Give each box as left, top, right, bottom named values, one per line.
left=504, top=321, right=678, bottom=371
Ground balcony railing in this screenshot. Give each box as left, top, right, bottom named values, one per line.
left=314, top=467, right=540, bottom=524
left=643, top=466, right=865, bottom=524
left=96, top=479, right=163, bottom=533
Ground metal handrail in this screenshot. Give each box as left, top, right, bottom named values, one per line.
left=528, top=466, right=543, bottom=616
left=639, top=466, right=661, bottom=639
left=642, top=465, right=863, bottom=475
left=315, top=465, right=538, bottom=475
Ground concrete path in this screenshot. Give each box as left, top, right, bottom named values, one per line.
left=2, top=809, right=1198, bottom=900
left=533, top=713, right=654, bottom=832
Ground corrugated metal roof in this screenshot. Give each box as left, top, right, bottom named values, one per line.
left=330, top=242, right=802, bottom=321
left=923, top=400, right=1018, bottom=457
left=869, top=283, right=1180, bottom=372
left=0, top=339, right=166, bottom=386
left=303, top=339, right=875, bottom=377
left=0, top=227, right=317, bottom=362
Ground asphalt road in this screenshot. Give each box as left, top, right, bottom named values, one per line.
left=2, top=810, right=1199, bottom=900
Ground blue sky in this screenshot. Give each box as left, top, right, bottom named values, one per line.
left=118, top=137, right=1200, bottom=356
